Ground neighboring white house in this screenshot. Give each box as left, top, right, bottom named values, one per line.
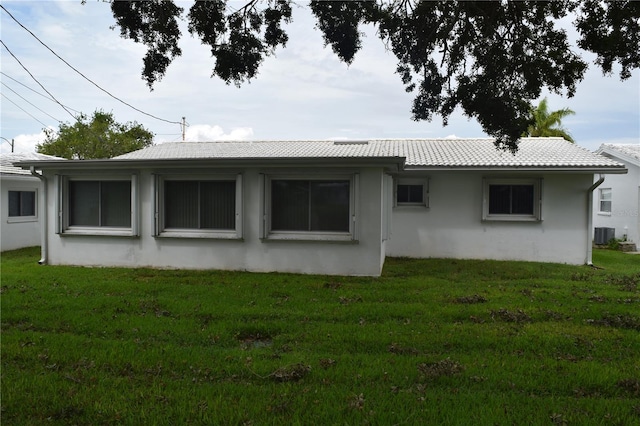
left=593, top=143, right=640, bottom=244
left=16, top=138, right=626, bottom=276
left=1, top=152, right=62, bottom=252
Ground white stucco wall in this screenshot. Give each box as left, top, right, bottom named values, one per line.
left=1, top=175, right=42, bottom=252
left=41, top=167, right=387, bottom=276
left=386, top=172, right=594, bottom=265
left=592, top=158, right=640, bottom=243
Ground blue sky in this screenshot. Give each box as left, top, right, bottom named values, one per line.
left=1, top=1, right=638, bottom=154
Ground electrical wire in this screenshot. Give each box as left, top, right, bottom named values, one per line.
left=1, top=71, right=82, bottom=114
left=1, top=92, right=50, bottom=128
left=0, top=5, right=182, bottom=126
left=0, top=39, right=77, bottom=121
left=1, top=81, right=63, bottom=123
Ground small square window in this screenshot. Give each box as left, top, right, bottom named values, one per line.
left=8, top=190, right=36, bottom=217
left=395, top=179, right=428, bottom=207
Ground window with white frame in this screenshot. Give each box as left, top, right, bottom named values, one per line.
left=8, top=190, right=36, bottom=218
left=395, top=178, right=428, bottom=207
left=598, top=188, right=612, bottom=214
left=262, top=174, right=357, bottom=241
left=483, top=178, right=542, bottom=221
left=58, top=175, right=137, bottom=236
left=155, top=174, right=242, bottom=239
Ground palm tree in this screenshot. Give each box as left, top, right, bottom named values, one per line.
left=524, top=97, right=575, bottom=143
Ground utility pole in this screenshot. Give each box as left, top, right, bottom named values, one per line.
left=182, top=117, right=186, bottom=141
left=1, top=137, right=14, bottom=152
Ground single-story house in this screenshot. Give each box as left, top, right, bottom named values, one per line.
left=1, top=152, right=62, bottom=252
left=17, top=137, right=626, bottom=276
left=593, top=143, right=640, bottom=244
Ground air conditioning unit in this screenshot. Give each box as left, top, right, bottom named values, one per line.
left=594, top=227, right=615, bottom=245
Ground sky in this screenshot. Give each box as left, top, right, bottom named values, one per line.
left=1, top=1, right=639, bottom=155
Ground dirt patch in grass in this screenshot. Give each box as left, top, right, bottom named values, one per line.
left=418, top=358, right=465, bottom=379
left=271, top=363, right=311, bottom=382
left=587, top=314, right=640, bottom=331
left=451, top=294, right=487, bottom=304
left=490, top=308, right=532, bottom=323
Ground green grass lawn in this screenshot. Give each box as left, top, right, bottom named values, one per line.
left=2, top=247, right=639, bottom=425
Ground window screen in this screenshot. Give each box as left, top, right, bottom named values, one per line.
left=69, top=180, right=131, bottom=227
left=8, top=190, right=36, bottom=217
left=271, top=180, right=350, bottom=232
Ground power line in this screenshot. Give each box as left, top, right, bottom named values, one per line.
left=1, top=92, right=50, bottom=128
left=1, top=81, right=63, bottom=123
left=1, top=71, right=82, bottom=114
left=0, top=4, right=182, bottom=126
left=0, top=39, right=78, bottom=121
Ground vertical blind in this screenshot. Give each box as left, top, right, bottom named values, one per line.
left=164, top=180, right=235, bottom=230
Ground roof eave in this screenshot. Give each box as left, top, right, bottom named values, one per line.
left=16, top=156, right=405, bottom=171
left=403, top=166, right=628, bottom=174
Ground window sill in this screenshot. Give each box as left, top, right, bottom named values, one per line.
left=157, top=230, right=241, bottom=240
left=597, top=212, right=612, bottom=216
left=61, top=228, right=136, bottom=237
left=7, top=216, right=38, bottom=223
left=265, top=231, right=356, bottom=243
left=394, top=204, right=429, bottom=209
left=483, top=215, right=541, bottom=222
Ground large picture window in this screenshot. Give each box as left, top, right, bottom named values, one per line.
left=155, top=175, right=242, bottom=239
left=8, top=190, right=36, bottom=217
left=69, top=181, right=131, bottom=227
left=58, top=175, right=137, bottom=236
left=263, top=174, right=357, bottom=241
left=483, top=178, right=542, bottom=221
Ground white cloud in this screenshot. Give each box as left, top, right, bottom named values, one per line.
left=183, top=125, right=254, bottom=142
left=1, top=128, right=52, bottom=154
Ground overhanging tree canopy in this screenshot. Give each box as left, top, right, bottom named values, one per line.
left=104, top=0, right=639, bottom=151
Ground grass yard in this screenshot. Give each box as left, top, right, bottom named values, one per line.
left=1, top=247, right=639, bottom=425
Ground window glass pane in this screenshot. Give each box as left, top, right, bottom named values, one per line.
left=310, top=181, right=350, bottom=231
left=21, top=191, right=36, bottom=216
left=397, top=185, right=410, bottom=203
left=599, top=189, right=612, bottom=212
left=488, top=185, right=511, bottom=214
left=101, top=181, right=131, bottom=227
left=8, top=191, right=20, bottom=216
left=165, top=181, right=198, bottom=228
left=69, top=181, right=99, bottom=226
left=200, top=181, right=235, bottom=229
left=511, top=185, right=534, bottom=214
left=271, top=180, right=309, bottom=231
left=408, top=184, right=423, bottom=203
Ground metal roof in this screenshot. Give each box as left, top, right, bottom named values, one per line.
left=596, top=143, right=640, bottom=167
left=113, top=137, right=624, bottom=170
left=1, top=152, right=63, bottom=176
left=15, top=138, right=626, bottom=172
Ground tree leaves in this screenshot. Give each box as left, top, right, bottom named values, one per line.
left=105, top=0, right=639, bottom=151
left=36, top=110, right=154, bottom=159
left=187, top=0, right=292, bottom=86
left=524, top=97, right=576, bottom=142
